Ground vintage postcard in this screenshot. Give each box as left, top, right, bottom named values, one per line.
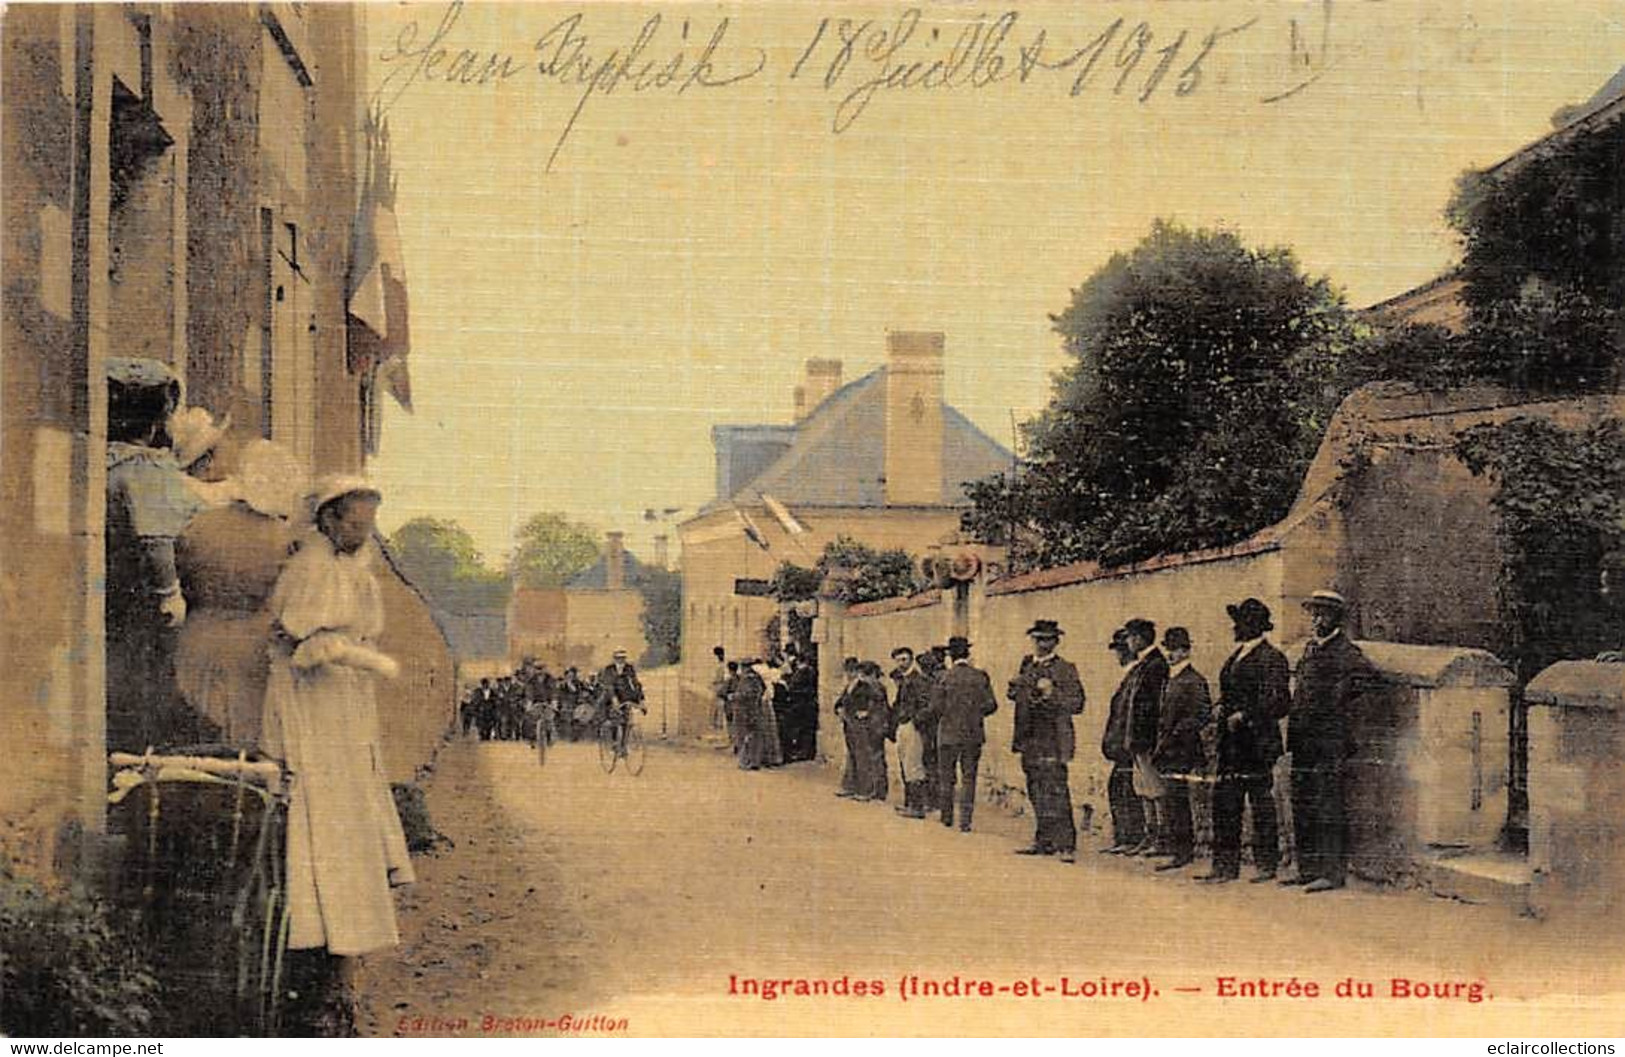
left=3, top=0, right=1624, bottom=1041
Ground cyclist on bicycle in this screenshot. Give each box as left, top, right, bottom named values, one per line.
left=598, top=648, right=646, bottom=751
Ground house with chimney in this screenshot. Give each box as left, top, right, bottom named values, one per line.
left=675, top=331, right=1011, bottom=731
left=507, top=531, right=659, bottom=672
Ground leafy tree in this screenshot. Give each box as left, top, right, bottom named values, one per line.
left=965, top=221, right=1355, bottom=568
left=817, top=535, right=921, bottom=604
left=508, top=512, right=600, bottom=589
left=387, top=517, right=509, bottom=612
left=1443, top=107, right=1623, bottom=392
left=636, top=565, right=683, bottom=667
left=770, top=561, right=823, bottom=603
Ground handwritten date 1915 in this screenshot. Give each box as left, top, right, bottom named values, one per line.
left=791, top=9, right=1258, bottom=134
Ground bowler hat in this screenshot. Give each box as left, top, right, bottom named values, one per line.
left=1226, top=598, right=1274, bottom=632
left=946, top=635, right=972, bottom=657
left=1108, top=627, right=1128, bottom=649
left=1026, top=619, right=1065, bottom=638
left=1302, top=589, right=1347, bottom=611
left=1123, top=618, right=1156, bottom=642
left=1162, top=627, right=1192, bottom=651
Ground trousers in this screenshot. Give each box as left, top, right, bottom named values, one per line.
left=1106, top=762, right=1145, bottom=847
left=1022, top=756, right=1076, bottom=853
left=1211, top=771, right=1279, bottom=875
left=1292, top=766, right=1348, bottom=885
left=1156, top=776, right=1195, bottom=861
left=938, top=742, right=982, bottom=827
left=839, top=719, right=860, bottom=794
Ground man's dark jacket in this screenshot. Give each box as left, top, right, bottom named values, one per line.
left=928, top=663, right=998, bottom=747
left=892, top=668, right=934, bottom=738
left=1288, top=632, right=1381, bottom=771
left=1214, top=641, right=1291, bottom=778
left=598, top=663, right=645, bottom=707
left=1121, top=648, right=1170, bottom=758
left=1009, top=654, right=1086, bottom=761
left=1153, top=663, right=1211, bottom=776
left=1101, top=670, right=1134, bottom=765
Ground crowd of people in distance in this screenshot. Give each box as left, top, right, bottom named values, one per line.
left=712, top=648, right=820, bottom=770
left=765, top=591, right=1380, bottom=890
left=461, top=650, right=646, bottom=747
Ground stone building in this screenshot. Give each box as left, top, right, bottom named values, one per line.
left=508, top=531, right=656, bottom=673
left=1, top=4, right=451, bottom=880
left=676, top=330, right=1011, bottom=731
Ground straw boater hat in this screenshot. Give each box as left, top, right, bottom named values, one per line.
left=235, top=440, right=306, bottom=519
left=1302, top=589, right=1347, bottom=612
left=305, top=474, right=382, bottom=524
left=168, top=406, right=231, bottom=470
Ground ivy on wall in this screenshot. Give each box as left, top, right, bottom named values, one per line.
left=1453, top=417, right=1625, bottom=678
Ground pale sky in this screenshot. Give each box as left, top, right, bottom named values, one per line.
left=362, top=0, right=1625, bottom=566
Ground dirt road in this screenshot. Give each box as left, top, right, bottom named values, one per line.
left=356, top=738, right=1624, bottom=1037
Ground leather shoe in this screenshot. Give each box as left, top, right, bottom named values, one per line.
left=1194, top=871, right=1237, bottom=884
left=1303, top=878, right=1344, bottom=893
left=1277, top=874, right=1313, bottom=886
left=1058, top=852, right=1077, bottom=864
left=1249, top=870, right=1277, bottom=884
left=1098, top=845, right=1128, bottom=855
left=1014, top=846, right=1048, bottom=856
left=1154, top=858, right=1193, bottom=872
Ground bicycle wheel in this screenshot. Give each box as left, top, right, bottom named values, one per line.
left=597, top=721, right=618, bottom=774
left=624, top=722, right=647, bottom=776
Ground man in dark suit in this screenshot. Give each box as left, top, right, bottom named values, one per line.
left=1099, top=628, right=1144, bottom=854
left=1286, top=590, right=1382, bottom=893
left=779, top=653, right=820, bottom=763
left=1202, top=598, right=1291, bottom=883
left=1149, top=627, right=1209, bottom=871
left=1118, top=618, right=1169, bottom=856
left=598, top=649, right=646, bottom=748
left=1009, top=619, right=1086, bottom=862
left=890, top=647, right=935, bottom=818
left=915, top=647, right=947, bottom=816
left=929, top=636, right=998, bottom=832
left=833, top=656, right=864, bottom=798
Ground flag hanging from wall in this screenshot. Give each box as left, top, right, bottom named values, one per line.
left=349, top=105, right=413, bottom=452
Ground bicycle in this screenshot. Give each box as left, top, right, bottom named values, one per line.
left=597, top=705, right=647, bottom=776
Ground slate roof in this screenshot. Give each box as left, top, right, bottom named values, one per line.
left=707, top=367, right=1012, bottom=512
left=435, top=610, right=509, bottom=660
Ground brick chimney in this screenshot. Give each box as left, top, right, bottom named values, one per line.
left=883, top=331, right=945, bottom=506
left=652, top=534, right=669, bottom=570
left=605, top=531, right=626, bottom=591
left=798, top=358, right=844, bottom=421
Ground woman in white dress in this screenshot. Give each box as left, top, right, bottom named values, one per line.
left=262, top=476, right=413, bottom=960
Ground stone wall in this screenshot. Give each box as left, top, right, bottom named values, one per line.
left=1526, top=662, right=1625, bottom=923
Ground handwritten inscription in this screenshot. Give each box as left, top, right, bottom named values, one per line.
left=790, top=10, right=1256, bottom=134
left=373, top=2, right=1346, bottom=171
